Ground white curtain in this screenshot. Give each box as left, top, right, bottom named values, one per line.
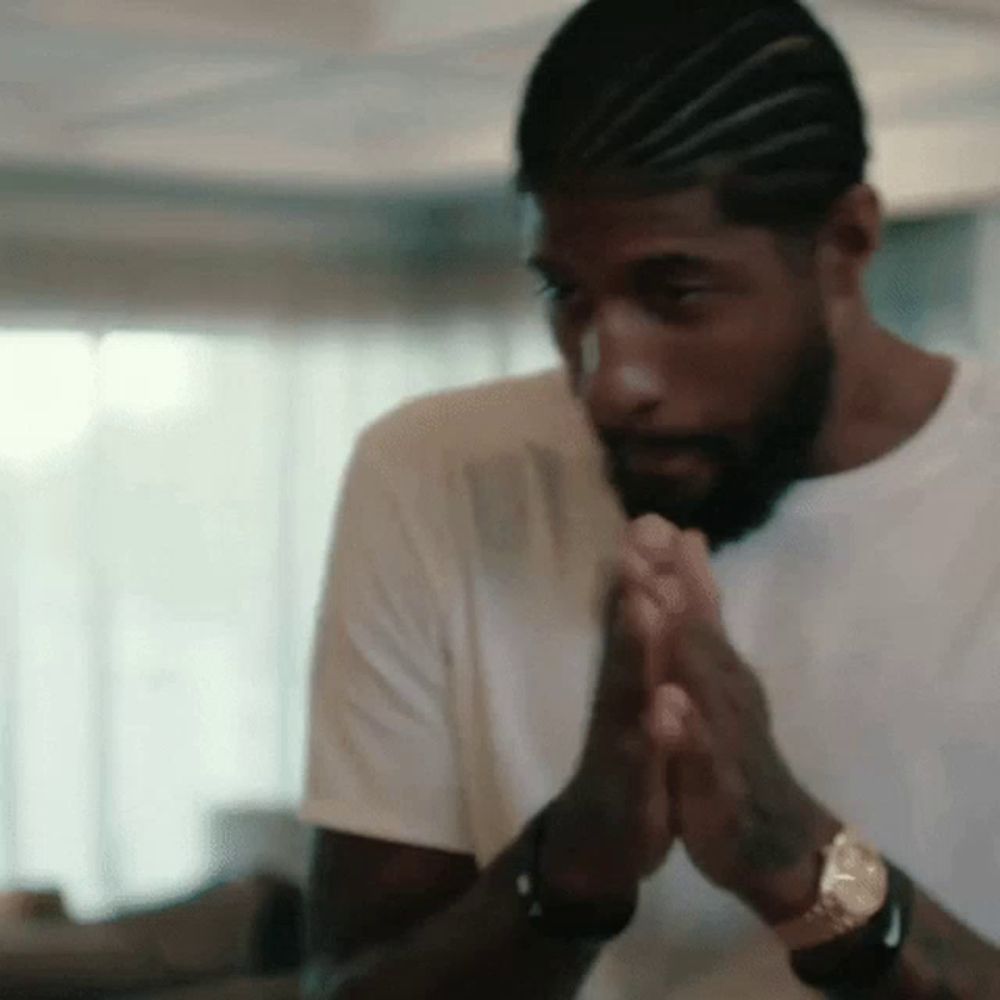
left=0, top=314, right=559, bottom=919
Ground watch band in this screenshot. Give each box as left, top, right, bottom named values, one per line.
left=789, top=863, right=915, bottom=991
left=515, top=805, right=638, bottom=943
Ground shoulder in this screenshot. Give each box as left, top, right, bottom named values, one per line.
left=336, top=369, right=606, bottom=615
left=355, top=369, right=595, bottom=482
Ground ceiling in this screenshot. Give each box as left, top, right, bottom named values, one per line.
left=1, top=0, right=999, bottom=221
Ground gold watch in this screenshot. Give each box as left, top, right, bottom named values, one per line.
left=774, top=827, right=890, bottom=952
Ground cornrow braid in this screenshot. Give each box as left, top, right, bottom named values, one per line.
left=516, top=0, right=868, bottom=233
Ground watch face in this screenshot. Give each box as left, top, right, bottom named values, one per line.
left=825, top=838, right=889, bottom=918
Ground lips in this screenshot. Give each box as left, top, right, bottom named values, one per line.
left=619, top=447, right=716, bottom=479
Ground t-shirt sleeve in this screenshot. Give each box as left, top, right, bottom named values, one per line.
left=299, top=429, right=471, bottom=853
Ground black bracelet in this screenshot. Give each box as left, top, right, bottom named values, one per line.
left=515, top=805, right=638, bottom=943
left=789, top=863, right=915, bottom=992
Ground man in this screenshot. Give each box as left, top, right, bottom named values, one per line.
left=300, top=1, right=1000, bottom=996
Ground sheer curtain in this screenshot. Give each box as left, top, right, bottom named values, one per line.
left=0, top=310, right=559, bottom=919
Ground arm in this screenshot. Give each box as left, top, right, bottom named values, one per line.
left=303, top=520, right=692, bottom=1000
left=301, top=829, right=601, bottom=1000
left=806, top=884, right=1000, bottom=999
left=667, top=622, right=1000, bottom=999
left=635, top=522, right=1000, bottom=1000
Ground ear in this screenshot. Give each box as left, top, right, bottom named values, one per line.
left=816, top=183, right=883, bottom=301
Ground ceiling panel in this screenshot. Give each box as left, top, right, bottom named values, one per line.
left=0, top=0, right=997, bottom=212
left=7, top=0, right=378, bottom=51
left=8, top=0, right=569, bottom=53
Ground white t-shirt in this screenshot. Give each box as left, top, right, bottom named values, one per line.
left=302, top=358, right=1000, bottom=999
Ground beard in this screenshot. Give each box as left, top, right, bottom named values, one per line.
left=601, top=329, right=835, bottom=551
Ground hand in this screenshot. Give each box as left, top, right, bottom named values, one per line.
left=658, top=526, right=842, bottom=924
left=542, top=516, right=691, bottom=907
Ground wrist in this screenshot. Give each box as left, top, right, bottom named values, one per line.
left=788, top=862, right=914, bottom=991
left=743, top=852, right=826, bottom=926
left=515, top=803, right=639, bottom=943
left=740, top=812, right=842, bottom=926
left=539, top=795, right=641, bottom=909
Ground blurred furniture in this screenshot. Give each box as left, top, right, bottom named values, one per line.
left=129, top=973, right=300, bottom=999
left=0, top=874, right=303, bottom=999
left=0, top=889, right=68, bottom=922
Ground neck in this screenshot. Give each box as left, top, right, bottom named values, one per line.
left=808, top=318, right=956, bottom=479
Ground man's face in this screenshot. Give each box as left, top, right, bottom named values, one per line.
left=527, top=185, right=835, bottom=550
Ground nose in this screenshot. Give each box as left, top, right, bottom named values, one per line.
left=578, top=299, right=667, bottom=426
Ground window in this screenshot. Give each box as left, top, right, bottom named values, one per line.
left=0, top=321, right=559, bottom=916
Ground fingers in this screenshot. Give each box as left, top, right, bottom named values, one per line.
left=621, top=518, right=718, bottom=624
left=608, top=586, right=668, bottom=713
left=657, top=685, right=720, bottom=837
left=599, top=517, right=680, bottom=695
left=620, top=516, right=688, bottom=614
left=653, top=684, right=717, bottom=793
left=678, top=530, right=723, bottom=624
left=595, top=586, right=648, bottom=718
left=627, top=515, right=681, bottom=575
left=650, top=682, right=719, bottom=819
left=618, top=587, right=663, bottom=648
left=656, top=684, right=712, bottom=752
left=598, top=515, right=720, bottom=720
left=648, top=683, right=691, bottom=746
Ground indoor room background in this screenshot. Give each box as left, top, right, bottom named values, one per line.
left=1, top=0, right=999, bottom=921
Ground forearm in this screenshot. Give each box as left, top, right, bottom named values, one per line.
left=814, top=882, right=1000, bottom=1000
left=303, top=832, right=601, bottom=1000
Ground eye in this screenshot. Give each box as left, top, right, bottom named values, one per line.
left=536, top=277, right=579, bottom=307
left=632, top=260, right=716, bottom=316
left=668, top=284, right=709, bottom=303
left=647, top=284, right=712, bottom=314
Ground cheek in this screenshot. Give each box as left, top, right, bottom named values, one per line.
left=667, top=304, right=815, bottom=427
left=728, top=280, right=820, bottom=368
left=675, top=310, right=787, bottom=405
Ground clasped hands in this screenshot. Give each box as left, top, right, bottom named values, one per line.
left=545, top=515, right=841, bottom=926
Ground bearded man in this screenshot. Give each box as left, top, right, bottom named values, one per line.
left=301, top=2, right=1000, bottom=997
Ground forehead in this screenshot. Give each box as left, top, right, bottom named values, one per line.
left=525, top=185, right=770, bottom=270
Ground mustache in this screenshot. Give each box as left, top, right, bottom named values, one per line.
left=599, top=430, right=738, bottom=466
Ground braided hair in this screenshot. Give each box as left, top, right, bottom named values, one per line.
left=516, top=0, right=868, bottom=233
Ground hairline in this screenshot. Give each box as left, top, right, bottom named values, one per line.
left=515, top=169, right=836, bottom=269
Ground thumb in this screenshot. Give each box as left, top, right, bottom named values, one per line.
left=650, top=683, right=716, bottom=773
